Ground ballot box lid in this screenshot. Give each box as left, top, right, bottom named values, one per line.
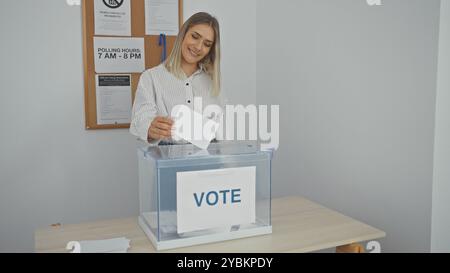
left=138, top=141, right=272, bottom=164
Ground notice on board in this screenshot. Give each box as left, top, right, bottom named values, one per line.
left=145, top=0, right=179, bottom=36
left=94, top=0, right=131, bottom=36
left=94, top=37, right=145, bottom=73
left=95, top=75, right=132, bottom=125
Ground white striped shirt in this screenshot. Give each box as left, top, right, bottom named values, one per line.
left=130, top=63, right=224, bottom=144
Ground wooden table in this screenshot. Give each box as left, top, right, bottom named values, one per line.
left=35, top=196, right=385, bottom=253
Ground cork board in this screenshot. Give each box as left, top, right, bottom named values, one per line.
left=82, top=0, right=183, bottom=129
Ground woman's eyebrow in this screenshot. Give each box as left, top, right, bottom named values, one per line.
left=192, top=31, right=213, bottom=43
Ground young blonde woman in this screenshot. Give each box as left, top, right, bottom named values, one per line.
left=130, top=12, right=223, bottom=144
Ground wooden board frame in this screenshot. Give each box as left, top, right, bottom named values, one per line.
left=82, top=0, right=183, bottom=129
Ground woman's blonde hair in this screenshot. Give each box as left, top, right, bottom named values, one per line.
left=165, top=12, right=221, bottom=96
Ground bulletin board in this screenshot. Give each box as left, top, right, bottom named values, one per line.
left=82, top=0, right=183, bottom=129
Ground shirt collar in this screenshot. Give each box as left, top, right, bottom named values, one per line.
left=190, top=64, right=205, bottom=77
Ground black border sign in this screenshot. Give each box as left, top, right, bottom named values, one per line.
left=102, top=0, right=124, bottom=9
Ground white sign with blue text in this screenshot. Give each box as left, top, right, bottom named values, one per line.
left=176, top=167, right=256, bottom=234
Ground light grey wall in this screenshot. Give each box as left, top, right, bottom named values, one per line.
left=256, top=0, right=440, bottom=252
left=0, top=0, right=139, bottom=253
left=431, top=0, right=450, bottom=253
left=0, top=0, right=256, bottom=252
left=184, top=0, right=257, bottom=105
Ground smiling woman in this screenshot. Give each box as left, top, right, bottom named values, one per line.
left=166, top=12, right=221, bottom=96
left=130, top=12, right=223, bottom=145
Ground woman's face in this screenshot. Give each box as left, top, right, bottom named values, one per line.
left=181, top=24, right=215, bottom=66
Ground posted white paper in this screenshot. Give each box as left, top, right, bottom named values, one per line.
left=176, top=167, right=256, bottom=234
left=94, top=0, right=131, bottom=36
left=94, top=37, right=145, bottom=73
left=96, top=75, right=132, bottom=125
left=145, top=0, right=179, bottom=36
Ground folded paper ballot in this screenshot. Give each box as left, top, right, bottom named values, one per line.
left=142, top=211, right=178, bottom=234
left=141, top=211, right=259, bottom=238
left=171, top=105, right=221, bottom=150
left=66, top=237, right=130, bottom=253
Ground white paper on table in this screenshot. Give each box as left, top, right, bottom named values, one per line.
left=67, top=237, right=130, bottom=253
left=94, top=37, right=145, bottom=73
left=170, top=105, right=221, bottom=150
left=96, top=75, right=132, bottom=125
left=94, top=0, right=131, bottom=36
left=145, top=0, right=179, bottom=36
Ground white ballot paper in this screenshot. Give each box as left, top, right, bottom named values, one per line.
left=94, top=0, right=131, bottom=36
left=171, top=105, right=221, bottom=150
left=96, top=75, right=132, bottom=125
left=145, top=0, right=179, bottom=35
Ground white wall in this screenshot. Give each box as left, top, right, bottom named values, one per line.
left=431, top=0, right=450, bottom=253
left=184, top=0, right=257, bottom=105
left=0, top=0, right=256, bottom=252
left=256, top=0, right=440, bottom=252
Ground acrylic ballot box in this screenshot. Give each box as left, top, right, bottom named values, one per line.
left=137, top=141, right=272, bottom=250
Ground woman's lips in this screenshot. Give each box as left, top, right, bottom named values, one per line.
left=189, top=48, right=199, bottom=57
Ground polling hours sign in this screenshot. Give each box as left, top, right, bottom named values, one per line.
left=93, top=37, right=145, bottom=73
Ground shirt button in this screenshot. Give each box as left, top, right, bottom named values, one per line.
left=187, top=100, right=191, bottom=103
left=186, top=83, right=189, bottom=86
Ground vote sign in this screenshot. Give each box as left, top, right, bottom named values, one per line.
left=176, top=167, right=256, bottom=234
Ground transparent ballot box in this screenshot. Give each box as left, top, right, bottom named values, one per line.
left=137, top=141, right=272, bottom=250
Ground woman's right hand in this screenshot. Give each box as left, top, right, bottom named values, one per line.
left=148, top=116, right=174, bottom=141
